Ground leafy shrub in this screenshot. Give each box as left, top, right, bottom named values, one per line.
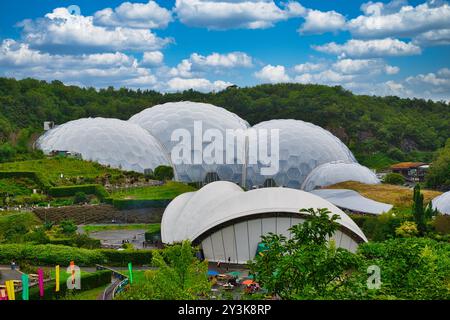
left=73, top=192, right=88, bottom=204
left=395, top=221, right=418, bottom=238
left=0, top=244, right=106, bottom=266
left=426, top=138, right=450, bottom=190
left=48, top=184, right=109, bottom=201
left=354, top=238, right=450, bottom=300
left=60, top=220, right=77, bottom=235
left=349, top=212, right=407, bottom=241
left=383, top=173, right=405, bottom=185
left=99, top=249, right=153, bottom=267
left=154, top=166, right=174, bottom=181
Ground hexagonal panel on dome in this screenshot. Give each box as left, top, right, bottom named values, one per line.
left=36, top=117, right=170, bottom=173
left=129, top=101, right=249, bottom=183
left=245, top=119, right=357, bottom=189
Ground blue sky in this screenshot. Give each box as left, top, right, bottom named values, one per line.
left=0, top=0, right=449, bottom=100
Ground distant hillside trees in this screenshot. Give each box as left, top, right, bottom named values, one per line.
left=0, top=78, right=449, bottom=169
left=426, top=139, right=450, bottom=191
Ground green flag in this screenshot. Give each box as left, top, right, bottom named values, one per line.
left=22, top=274, right=29, bottom=301
left=128, top=262, right=133, bottom=284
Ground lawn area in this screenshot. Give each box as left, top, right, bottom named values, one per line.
left=0, top=211, right=42, bottom=241
left=328, top=181, right=442, bottom=208
left=110, top=181, right=196, bottom=200
left=0, top=157, right=124, bottom=186
left=83, top=223, right=160, bottom=234
left=62, top=284, right=109, bottom=300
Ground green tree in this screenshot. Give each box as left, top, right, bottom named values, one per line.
left=426, top=138, right=450, bottom=190
left=153, top=165, right=174, bottom=181
left=412, top=184, right=426, bottom=235
left=117, top=241, right=210, bottom=300
left=59, top=220, right=77, bottom=236
left=383, top=173, right=405, bottom=185
left=248, top=208, right=360, bottom=299
left=73, top=191, right=88, bottom=204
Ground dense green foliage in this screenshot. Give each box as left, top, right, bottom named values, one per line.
left=248, top=208, right=360, bottom=299
left=0, top=78, right=448, bottom=168
left=383, top=173, right=405, bottom=185
left=153, top=165, right=175, bottom=181
left=0, top=243, right=154, bottom=266
left=49, top=184, right=109, bottom=200
left=249, top=209, right=449, bottom=300
left=0, top=211, right=42, bottom=243
left=117, top=241, right=210, bottom=300
left=426, top=138, right=450, bottom=191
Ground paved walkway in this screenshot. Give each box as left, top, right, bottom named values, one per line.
left=0, top=265, right=22, bottom=285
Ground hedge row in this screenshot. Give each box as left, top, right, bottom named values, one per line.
left=111, top=198, right=171, bottom=210
left=26, top=270, right=112, bottom=300
left=0, top=244, right=105, bottom=266
left=48, top=184, right=109, bottom=200
left=0, top=171, right=51, bottom=190
left=100, top=249, right=153, bottom=266
left=0, top=244, right=153, bottom=266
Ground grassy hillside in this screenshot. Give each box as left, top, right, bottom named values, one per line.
left=110, top=181, right=196, bottom=200
left=0, top=78, right=448, bottom=168
left=0, top=157, right=125, bottom=187
left=328, top=181, right=442, bottom=208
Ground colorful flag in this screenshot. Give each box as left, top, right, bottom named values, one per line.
left=38, top=268, right=44, bottom=298
left=22, top=274, right=29, bottom=300
left=6, top=280, right=15, bottom=300
left=55, top=265, right=60, bottom=292
left=128, top=262, right=133, bottom=284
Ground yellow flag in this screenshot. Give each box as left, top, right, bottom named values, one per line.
left=55, top=265, right=60, bottom=292
left=6, top=280, right=15, bottom=300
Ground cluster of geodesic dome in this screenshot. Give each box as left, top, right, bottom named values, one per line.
left=36, top=101, right=380, bottom=190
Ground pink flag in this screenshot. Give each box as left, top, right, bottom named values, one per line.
left=38, top=268, right=44, bottom=298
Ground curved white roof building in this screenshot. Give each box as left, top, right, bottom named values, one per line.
left=129, top=101, right=249, bottom=183
left=432, top=191, right=450, bottom=215
left=245, top=120, right=357, bottom=189
left=302, top=161, right=380, bottom=191
left=162, top=181, right=367, bottom=264
left=36, top=117, right=170, bottom=173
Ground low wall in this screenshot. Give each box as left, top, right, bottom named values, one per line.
left=33, top=204, right=164, bottom=224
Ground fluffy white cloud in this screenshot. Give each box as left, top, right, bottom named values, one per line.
left=332, top=58, right=399, bottom=75
left=190, top=52, right=253, bottom=68
left=298, top=9, right=346, bottom=35
left=18, top=8, right=172, bottom=53
left=294, top=62, right=326, bottom=73
left=313, top=38, right=421, bottom=58
left=254, top=64, right=290, bottom=83
left=166, top=77, right=233, bottom=92
left=94, top=1, right=172, bottom=29
left=295, top=70, right=354, bottom=85
left=0, top=39, right=159, bottom=88
left=174, top=0, right=304, bottom=30
left=413, top=28, right=450, bottom=46
left=169, top=51, right=253, bottom=77
left=348, top=1, right=450, bottom=39
left=141, top=51, right=164, bottom=66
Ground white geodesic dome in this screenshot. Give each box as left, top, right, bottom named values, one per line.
left=162, top=181, right=368, bottom=263
left=36, top=117, right=170, bottom=173
left=129, top=101, right=249, bottom=183
left=302, top=161, right=380, bottom=191
left=432, top=191, right=450, bottom=215
left=245, top=119, right=357, bottom=189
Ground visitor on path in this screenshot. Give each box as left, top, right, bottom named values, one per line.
left=10, top=260, right=16, bottom=270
